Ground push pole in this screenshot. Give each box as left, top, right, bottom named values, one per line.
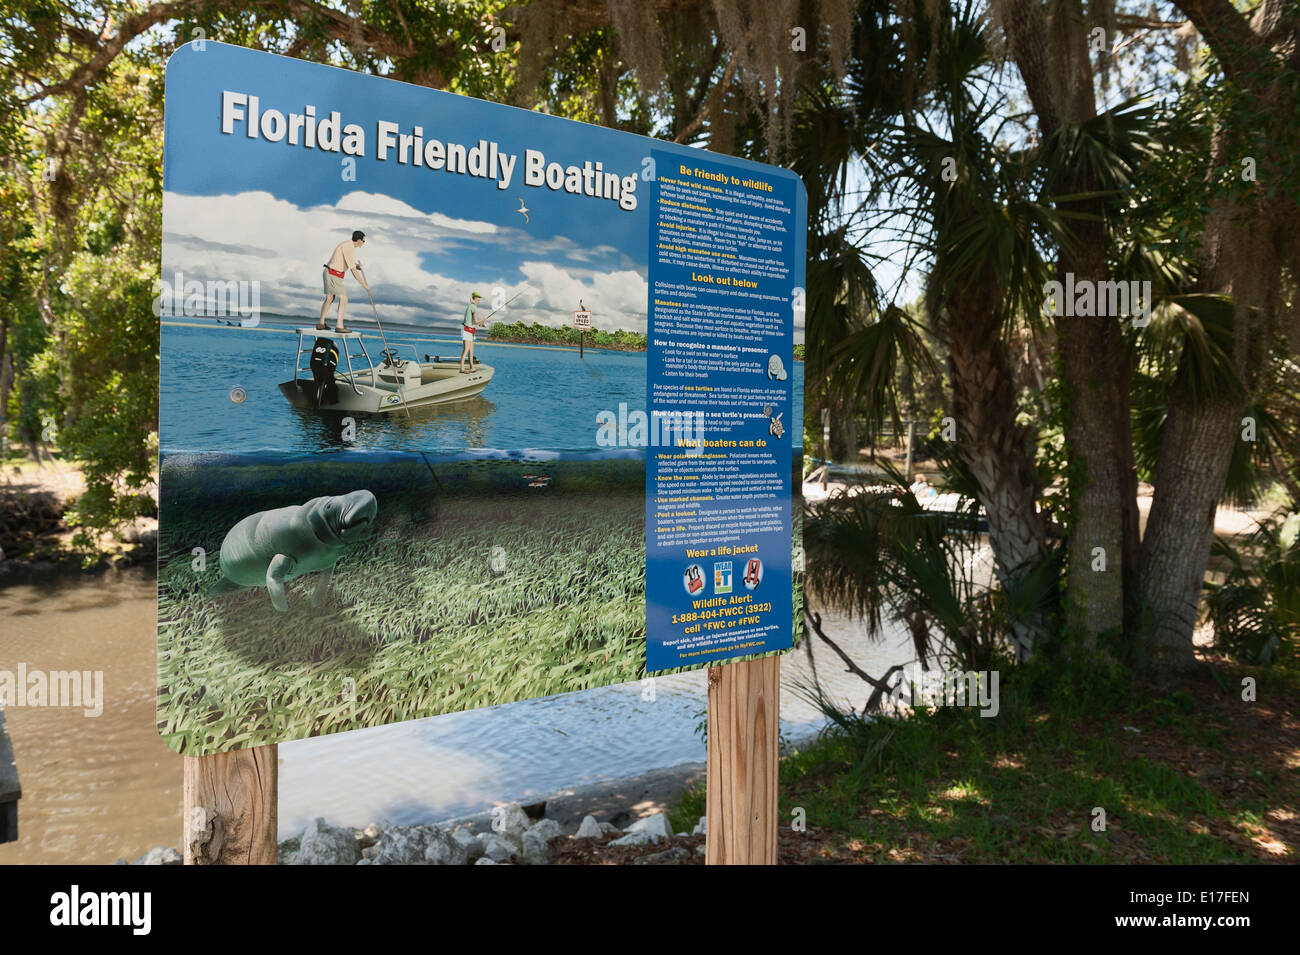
left=183, top=745, right=278, bottom=864
left=705, top=657, right=780, bottom=864
left=356, top=265, right=410, bottom=418
left=481, top=290, right=525, bottom=323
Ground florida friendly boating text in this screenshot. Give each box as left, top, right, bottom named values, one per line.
left=220, top=91, right=642, bottom=211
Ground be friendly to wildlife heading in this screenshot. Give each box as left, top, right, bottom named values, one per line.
left=220, top=90, right=644, bottom=211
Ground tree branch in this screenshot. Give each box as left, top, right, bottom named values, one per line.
left=1174, top=0, right=1266, bottom=79
left=673, top=52, right=738, bottom=143
left=995, top=0, right=1061, bottom=135
left=805, top=609, right=906, bottom=712
left=20, top=2, right=189, bottom=104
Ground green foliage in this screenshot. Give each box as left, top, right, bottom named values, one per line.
left=487, top=320, right=646, bottom=350
left=1204, top=510, right=1300, bottom=666
left=2, top=45, right=162, bottom=543
left=668, top=778, right=706, bottom=835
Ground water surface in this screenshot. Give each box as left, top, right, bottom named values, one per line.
left=1, top=571, right=919, bottom=859
left=161, top=320, right=805, bottom=454
left=0, top=571, right=178, bottom=865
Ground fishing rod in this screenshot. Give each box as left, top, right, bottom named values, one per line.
left=479, top=289, right=527, bottom=324
left=356, top=264, right=411, bottom=419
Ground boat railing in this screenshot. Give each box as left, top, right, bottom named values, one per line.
left=293, top=328, right=372, bottom=396
left=380, top=344, right=424, bottom=367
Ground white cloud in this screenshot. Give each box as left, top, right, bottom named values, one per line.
left=518, top=261, right=648, bottom=331
left=161, top=189, right=647, bottom=330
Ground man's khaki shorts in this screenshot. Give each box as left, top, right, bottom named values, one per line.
left=323, top=269, right=347, bottom=300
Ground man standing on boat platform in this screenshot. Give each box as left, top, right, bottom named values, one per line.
left=460, top=290, right=485, bottom=373
left=318, top=230, right=370, bottom=333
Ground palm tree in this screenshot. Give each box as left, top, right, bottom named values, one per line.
left=1203, top=510, right=1300, bottom=666
left=844, top=4, right=1062, bottom=659
left=804, top=461, right=1012, bottom=680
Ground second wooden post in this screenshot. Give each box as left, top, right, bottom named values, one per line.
left=705, top=656, right=780, bottom=864
left=183, top=744, right=278, bottom=865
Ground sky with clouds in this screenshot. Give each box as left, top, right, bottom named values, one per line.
left=162, top=188, right=651, bottom=329
left=161, top=42, right=804, bottom=336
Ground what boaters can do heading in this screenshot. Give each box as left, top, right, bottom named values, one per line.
left=221, top=91, right=641, bottom=211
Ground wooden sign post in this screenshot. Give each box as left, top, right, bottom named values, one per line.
left=573, top=307, right=593, bottom=359
left=183, top=745, right=278, bottom=865
left=705, top=657, right=780, bottom=864
left=182, top=664, right=784, bottom=866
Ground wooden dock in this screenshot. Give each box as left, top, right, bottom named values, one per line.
left=0, top=707, right=19, bottom=843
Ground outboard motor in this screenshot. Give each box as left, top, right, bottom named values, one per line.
left=309, top=336, right=340, bottom=409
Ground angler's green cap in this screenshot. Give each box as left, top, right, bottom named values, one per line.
left=471, top=291, right=482, bottom=299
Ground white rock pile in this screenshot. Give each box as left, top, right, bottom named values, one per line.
left=125, top=804, right=708, bottom=865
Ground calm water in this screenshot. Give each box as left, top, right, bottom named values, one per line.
left=161, top=320, right=805, bottom=453
left=0, top=570, right=922, bottom=860
left=0, top=572, right=179, bottom=865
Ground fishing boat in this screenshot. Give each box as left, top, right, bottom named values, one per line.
left=278, top=328, right=493, bottom=414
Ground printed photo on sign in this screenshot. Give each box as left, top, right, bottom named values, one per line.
left=157, top=42, right=804, bottom=754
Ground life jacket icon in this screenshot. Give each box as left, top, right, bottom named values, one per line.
left=684, top=564, right=704, bottom=595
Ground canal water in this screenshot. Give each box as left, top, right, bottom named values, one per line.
left=0, top=568, right=920, bottom=863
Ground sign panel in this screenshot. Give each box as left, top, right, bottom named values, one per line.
left=644, top=152, right=796, bottom=670
left=158, top=41, right=804, bottom=755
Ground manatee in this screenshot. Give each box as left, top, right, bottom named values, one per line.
left=210, top=490, right=378, bottom=612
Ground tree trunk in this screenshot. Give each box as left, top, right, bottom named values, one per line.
left=1138, top=0, right=1299, bottom=676
left=0, top=313, right=9, bottom=462
left=945, top=284, right=1053, bottom=660
left=1137, top=391, right=1239, bottom=676
left=997, top=0, right=1135, bottom=648
left=1139, top=193, right=1285, bottom=676
left=1054, top=268, right=1130, bottom=645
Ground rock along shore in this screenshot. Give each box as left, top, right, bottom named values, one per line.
left=124, top=762, right=709, bottom=866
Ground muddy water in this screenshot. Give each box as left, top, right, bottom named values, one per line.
left=0, top=570, right=180, bottom=864
left=0, top=570, right=927, bottom=861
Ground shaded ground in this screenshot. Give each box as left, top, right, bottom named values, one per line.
left=543, top=653, right=1298, bottom=865
left=0, top=460, right=83, bottom=564
left=771, top=657, right=1297, bottom=864
left=0, top=457, right=156, bottom=570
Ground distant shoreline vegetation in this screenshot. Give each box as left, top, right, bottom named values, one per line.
left=487, top=321, right=806, bottom=361
left=488, top=321, right=646, bottom=351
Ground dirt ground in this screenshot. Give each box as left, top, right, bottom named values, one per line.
left=0, top=458, right=155, bottom=568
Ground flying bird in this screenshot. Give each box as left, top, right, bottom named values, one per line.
left=517, top=198, right=530, bottom=223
